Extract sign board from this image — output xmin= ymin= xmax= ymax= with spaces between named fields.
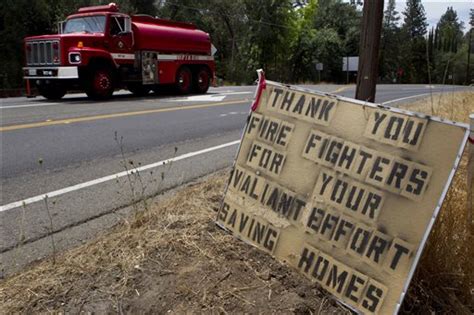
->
xmin=217 ymin=80 xmax=469 ymax=314
xmin=315 ymin=63 xmax=324 ymax=71
xmin=343 ymin=56 xmax=359 ymax=72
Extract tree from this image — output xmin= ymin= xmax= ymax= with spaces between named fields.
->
xmin=289 ymin=0 xmax=319 ymax=81
xmin=436 ymin=6 xmax=464 ymax=53
xmin=0 ymin=0 xmax=55 ymax=90
xmin=400 ymin=0 xmax=428 ymax=83
xmin=380 ymin=0 xmax=401 ymax=82
xmin=402 ymin=0 xmax=427 ymax=38
xmin=312 ymin=28 xmax=344 ymax=82
xmin=312 ymin=0 xmax=360 ymax=82
xmin=383 ymin=0 xmax=400 ymax=31
xmin=466 ymin=8 xmax=473 ymax=84
xmin=313 ymin=0 xmax=360 ymax=55
xmin=432 ymin=7 xmax=467 ymax=84
xmin=241 ymin=0 xmax=295 ymax=82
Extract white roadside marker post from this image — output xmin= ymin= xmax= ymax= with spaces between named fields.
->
xmin=469 ymin=114 xmax=474 ymax=299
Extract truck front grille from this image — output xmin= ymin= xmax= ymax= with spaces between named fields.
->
xmin=26 ymin=40 xmax=60 ymax=66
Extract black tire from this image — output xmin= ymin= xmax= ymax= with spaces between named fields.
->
xmin=128 ymin=83 xmax=150 ymax=96
xmin=193 ymin=67 xmax=211 ymax=94
xmin=175 ymin=66 xmax=193 ymax=94
xmin=85 ymin=66 xmax=115 ymax=100
xmin=152 ymin=86 xmax=162 ymax=95
xmin=38 ymin=84 xmax=66 ymax=100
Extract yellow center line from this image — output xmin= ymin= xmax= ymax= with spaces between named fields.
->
xmin=0 ymin=99 xmax=250 ymax=132
xmin=331 ymin=85 xmax=352 ymax=94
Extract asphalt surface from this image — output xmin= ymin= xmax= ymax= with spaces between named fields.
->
xmin=0 ymin=83 xmax=470 ymax=275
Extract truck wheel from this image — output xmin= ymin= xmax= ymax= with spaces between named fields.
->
xmin=128 ymin=83 xmax=150 ymax=96
xmin=175 ymin=67 xmax=192 ymax=94
xmin=193 ymin=68 xmax=211 ymax=94
xmin=38 ymin=85 xmax=66 ymax=100
xmin=86 ymin=67 xmax=115 ymax=100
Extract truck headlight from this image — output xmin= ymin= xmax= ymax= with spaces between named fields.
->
xmin=69 ymin=53 xmax=81 ymax=64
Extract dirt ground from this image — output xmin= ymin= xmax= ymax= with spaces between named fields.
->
xmin=0 ymin=172 xmax=348 ymax=314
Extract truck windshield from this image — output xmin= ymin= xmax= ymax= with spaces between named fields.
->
xmin=63 ymin=16 xmax=106 ymax=34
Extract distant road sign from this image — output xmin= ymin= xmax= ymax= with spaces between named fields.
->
xmin=343 ymin=56 xmax=359 ymax=71
xmin=315 ymin=63 xmax=323 ymax=71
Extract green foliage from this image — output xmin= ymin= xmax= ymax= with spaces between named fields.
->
xmin=380 ymin=0 xmax=402 ymax=82
xmin=430 ymin=6 xmax=468 ymax=84
xmin=290 ymin=0 xmax=358 ymax=83
xmin=402 ymin=0 xmax=428 ymax=38
xmin=241 ymin=0 xmax=296 ymax=82
xmin=0 ymin=0 xmax=53 ymax=89
xmin=0 ymin=0 xmax=472 ymax=90
xmin=436 ymin=7 xmax=464 ymax=53
xmin=399 ymin=0 xmax=429 ymax=83
xmin=380 ymin=1 xmax=471 ymax=85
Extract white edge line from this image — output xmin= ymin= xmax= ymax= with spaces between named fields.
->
xmin=0 ymin=102 xmax=60 ymax=109
xmin=219 ymin=92 xmax=253 ymax=95
xmin=1 ymin=92 xmax=253 ymax=109
xmin=381 ymin=93 xmax=430 ymax=105
xmin=0 ymin=140 xmax=241 ymax=213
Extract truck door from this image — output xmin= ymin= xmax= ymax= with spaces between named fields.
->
xmin=108 ymin=15 xmax=134 ymax=62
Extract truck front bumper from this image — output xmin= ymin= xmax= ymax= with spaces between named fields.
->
xmin=23 ymin=66 xmax=79 ymax=79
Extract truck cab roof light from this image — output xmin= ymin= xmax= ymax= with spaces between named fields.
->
xmin=78 ymin=3 xmax=118 ymax=13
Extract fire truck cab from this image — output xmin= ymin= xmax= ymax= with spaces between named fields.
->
xmin=23 ymin=3 xmax=216 ymax=100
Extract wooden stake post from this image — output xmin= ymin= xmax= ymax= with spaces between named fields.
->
xmin=469 ymin=114 xmax=474 ymax=235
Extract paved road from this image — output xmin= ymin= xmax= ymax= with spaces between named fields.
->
xmin=0 ymin=83 xmax=470 ymax=275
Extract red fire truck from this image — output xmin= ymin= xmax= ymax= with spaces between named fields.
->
xmin=23 ymin=3 xmax=216 ymax=100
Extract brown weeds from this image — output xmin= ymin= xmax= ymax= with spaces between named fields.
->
xmin=0 ymin=173 xmax=344 ymax=314
xmin=0 ymin=176 xmax=226 ymax=313
xmin=400 ymin=90 xmax=474 ymax=314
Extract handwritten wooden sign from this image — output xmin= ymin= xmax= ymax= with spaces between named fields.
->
xmin=217 ymin=81 xmax=469 ymax=314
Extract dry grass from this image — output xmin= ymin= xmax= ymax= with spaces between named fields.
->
xmin=399 ymin=90 xmax=474 ymax=314
xmin=0 ymin=172 xmax=345 ymax=314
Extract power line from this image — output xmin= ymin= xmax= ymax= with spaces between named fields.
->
xmin=162 ymin=1 xmax=295 ymax=30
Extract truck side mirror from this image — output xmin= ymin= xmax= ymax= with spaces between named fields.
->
xmin=57 ymin=21 xmax=65 ymax=34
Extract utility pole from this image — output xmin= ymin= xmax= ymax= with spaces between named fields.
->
xmin=355 ymin=0 xmax=384 ymax=102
